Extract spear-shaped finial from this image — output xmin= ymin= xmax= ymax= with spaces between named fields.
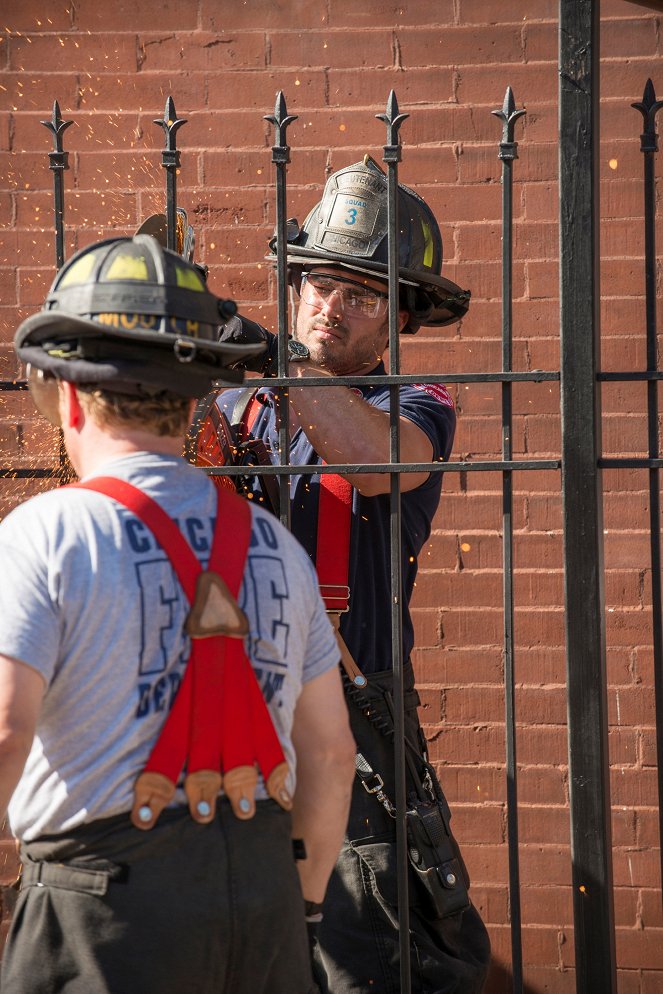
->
xmin=376 ymin=90 xmax=409 ymax=163
xmin=153 ymin=95 xmax=188 ymax=151
xmin=632 ymin=78 xmax=663 ymax=154
xmin=153 ymin=97 xmax=188 ymax=251
xmin=264 ymin=91 xmax=298 ymax=165
xmin=40 ymin=100 xmax=74 ymax=270
xmin=492 ymin=86 xmax=526 ymax=162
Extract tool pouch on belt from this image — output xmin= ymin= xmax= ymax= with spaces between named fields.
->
xmin=344 ymin=663 xmax=470 ymax=921
xmin=405 ymin=771 xmax=470 ymax=920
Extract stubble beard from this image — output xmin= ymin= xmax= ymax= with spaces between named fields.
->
xmin=297 ymin=315 xmax=385 ymax=377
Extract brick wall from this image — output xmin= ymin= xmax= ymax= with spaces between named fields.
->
xmin=1 ymin=0 xmax=662 ymax=989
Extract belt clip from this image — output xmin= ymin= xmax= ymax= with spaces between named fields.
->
xmin=361 ymin=771 xmax=385 ymax=795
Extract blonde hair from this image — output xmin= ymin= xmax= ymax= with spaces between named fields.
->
xmin=77 ymin=386 xmax=192 ymax=437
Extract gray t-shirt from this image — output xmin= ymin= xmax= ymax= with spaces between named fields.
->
xmin=0 ymin=452 xmax=339 ymax=841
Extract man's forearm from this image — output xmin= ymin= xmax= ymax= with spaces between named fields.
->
xmin=291 ymin=753 xmax=354 ymax=903
xmin=290 ymin=366 xmax=433 ymax=495
xmin=0 ymin=736 xmax=33 ymax=823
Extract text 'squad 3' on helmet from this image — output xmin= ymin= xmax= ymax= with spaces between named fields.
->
xmin=14 ymin=235 xmax=266 ymax=398
xmin=273 ymin=155 xmax=471 ymax=333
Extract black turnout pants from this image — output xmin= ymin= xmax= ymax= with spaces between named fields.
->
xmin=313 ymin=664 xmax=491 ymax=994
xmin=2 ymin=800 xmax=313 ymax=994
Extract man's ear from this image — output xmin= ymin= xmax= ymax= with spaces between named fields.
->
xmin=58 ymin=381 xmax=83 ymax=430
xmin=398 ymin=310 xmax=409 ymax=333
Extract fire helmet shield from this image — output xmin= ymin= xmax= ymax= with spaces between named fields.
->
xmin=277 ymin=156 xmax=471 ymax=332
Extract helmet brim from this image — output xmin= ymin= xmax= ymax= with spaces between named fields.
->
xmin=277 ymin=247 xmax=471 ymax=326
xmin=15 ymin=311 xmax=266 ymax=396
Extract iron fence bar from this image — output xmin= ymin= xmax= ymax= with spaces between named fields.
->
xmin=0 ymin=459 xmax=563 ymax=481
xmin=153 ymin=97 xmax=187 ymax=252
xmin=377 ymin=90 xmax=412 ymax=994
xmin=632 ymin=79 xmax=663 ymax=912
xmin=559 ymin=2 xmax=617 ymax=991
xmin=1 ymin=370 xmax=562 ymax=393
xmin=493 ymin=84 xmax=526 ymax=994
xmin=40 ymin=100 xmax=72 ymax=271
xmin=600 ymin=458 xmax=663 ymax=469
xmin=248 ymin=371 xmax=560 ymax=387
xmin=0 ymin=470 xmax=67 ymax=480
xmin=265 ymin=91 xmax=298 ymax=530
xmin=599 ymin=371 xmax=663 ymax=381
xmin=40 ymin=100 xmax=73 ymax=477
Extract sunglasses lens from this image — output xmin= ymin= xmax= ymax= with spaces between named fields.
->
xmin=27 ymin=365 xmax=61 ymax=426
xmin=302 ymin=274 xmax=385 ymax=318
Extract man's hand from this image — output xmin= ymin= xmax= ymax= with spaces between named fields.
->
xmin=217 ymin=316 xmax=278 ymax=375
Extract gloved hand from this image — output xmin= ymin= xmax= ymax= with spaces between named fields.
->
xmin=218 ymin=315 xmax=278 ymax=375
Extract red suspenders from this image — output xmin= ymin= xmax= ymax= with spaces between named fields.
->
xmin=71 ymin=477 xmax=290 ymax=829
xmin=244 ymin=391 xmax=367 ymax=686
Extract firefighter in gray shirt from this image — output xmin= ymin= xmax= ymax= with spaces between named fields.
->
xmin=0 ymin=235 xmax=355 ymax=994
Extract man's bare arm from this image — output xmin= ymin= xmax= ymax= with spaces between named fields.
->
xmin=289 ymin=365 xmax=434 ymax=496
xmin=290 ymin=665 xmax=356 ymax=903
xmin=0 ymin=655 xmax=44 ymax=822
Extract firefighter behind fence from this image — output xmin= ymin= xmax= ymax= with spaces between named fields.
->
xmin=214 ymin=156 xmax=492 ymax=993
xmin=0 ymin=235 xmax=355 ymax=994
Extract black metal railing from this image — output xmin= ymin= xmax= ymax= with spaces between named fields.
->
xmin=1 ymin=5 xmax=661 ymax=989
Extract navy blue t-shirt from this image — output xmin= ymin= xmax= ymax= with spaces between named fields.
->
xmin=220 ymin=362 xmax=455 ymax=675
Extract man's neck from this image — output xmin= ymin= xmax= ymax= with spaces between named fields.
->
xmin=67 ymin=427 xmax=184 ymax=479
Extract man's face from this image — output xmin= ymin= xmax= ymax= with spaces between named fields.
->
xmin=294 ymin=265 xmax=403 ymax=376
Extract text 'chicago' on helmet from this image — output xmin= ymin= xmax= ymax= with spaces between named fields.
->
xmin=268 ymin=155 xmax=471 ymax=334
xmin=14 ymin=234 xmax=266 ymax=399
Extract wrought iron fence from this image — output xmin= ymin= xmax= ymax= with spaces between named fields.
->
xmin=0 ymin=2 xmax=661 ymax=991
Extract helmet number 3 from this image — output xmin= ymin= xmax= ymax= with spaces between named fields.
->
xmin=328 ymin=193 xmax=377 ymax=237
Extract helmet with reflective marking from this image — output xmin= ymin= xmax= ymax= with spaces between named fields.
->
xmin=15 ymin=235 xmax=264 ymax=397
xmin=270 ymin=155 xmax=470 ymax=333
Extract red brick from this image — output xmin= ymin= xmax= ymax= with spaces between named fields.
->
xmin=468 ymin=884 xmax=509 ymax=925
xmin=3 ymin=9 xmax=73 ymax=31
xmin=77 ymin=1 xmax=198 ymax=31
xmin=458 ymin=63 xmax=557 ymax=106
xmin=617 ymin=927 xmax=663 ymax=970
xmin=521 ymin=885 xmax=574 ymax=927
xmin=519 ymin=844 xmax=573 ymax=886
xmin=268 ymin=29 xmax=394 ymax=70
xmin=328 ymin=68 xmax=456 ymax=109
xmin=0 ymin=73 xmax=79 ymax=111
xmin=412 ymin=646 xmax=504 ymax=686
xmin=439 ymin=764 xmax=507 ymax=807
xmin=137 ymin=32 xmax=265 ymax=72
xmin=401 ymin=25 xmax=524 ymax=67
xmin=643 ymin=969 xmax=663 ymax=993
xmin=202 ymin=147 xmax=328 ymax=190
xmin=8 ymin=34 xmax=138 ymax=73
xmin=602 ymin=17 xmax=659 ymax=58
xmin=611 ymin=767 xmax=659 ymax=808
xmin=75 ymin=73 xmax=205 ymax=114
xmin=329 ymin=0 xmax=456 ymax=28
xmin=519 ymin=804 xmax=571 ymax=845
xmin=641 ymin=888 xmax=663 ymax=929
xmin=458 ymin=0 xmax=557 ymax=23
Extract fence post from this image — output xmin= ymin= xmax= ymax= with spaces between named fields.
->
xmin=559 ymin=1 xmax=617 ymax=991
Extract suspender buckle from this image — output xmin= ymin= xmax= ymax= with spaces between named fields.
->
xmin=320 ymin=584 xmax=350 ymax=613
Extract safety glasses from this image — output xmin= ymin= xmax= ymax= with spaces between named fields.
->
xmin=300 ymin=271 xmax=389 ymax=319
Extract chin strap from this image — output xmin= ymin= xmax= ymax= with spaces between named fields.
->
xmin=70 ymin=477 xmax=291 ymax=829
